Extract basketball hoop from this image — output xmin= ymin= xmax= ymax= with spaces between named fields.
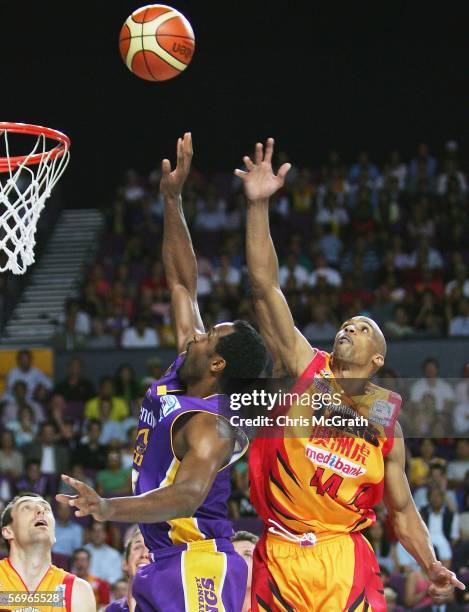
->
xmin=0 ymin=122 xmax=70 ymax=274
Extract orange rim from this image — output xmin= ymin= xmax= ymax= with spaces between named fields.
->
xmin=0 ymin=122 xmax=70 ymax=172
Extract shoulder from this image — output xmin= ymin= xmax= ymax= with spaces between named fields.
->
xmin=71 ymin=577 xmax=95 ymax=610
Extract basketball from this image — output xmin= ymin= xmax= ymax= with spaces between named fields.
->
xmin=119 ymin=4 xmax=195 ymax=81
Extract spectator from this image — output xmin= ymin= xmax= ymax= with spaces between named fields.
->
xmin=85 ymin=377 xmax=129 ymax=422
xmin=1 ymin=380 xmax=45 ymax=426
xmin=410 ymin=358 xmax=455 ymax=414
xmin=409 ymin=438 xmax=439 ymax=488
xmin=54 ymin=357 xmax=95 ymax=402
xmin=453 ymin=364 xmax=469 ymax=434
xmin=4 ymin=349 xmax=52 ymax=402
xmin=121 ymin=317 xmax=160 ymax=348
xmin=6 ymin=405 xmax=38 ymax=448
xmin=84 ymin=521 xmax=123 ymax=585
xmin=98 ymin=400 xmax=128 ymax=446
xmin=384 ymin=305 xmax=415 ymax=338
xmin=57 ymin=463 xmax=95 ymax=497
xmin=85 ymin=317 xmax=116 ymax=349
xmin=22 ymin=421 xmax=70 ymax=478
xmin=139 ymin=356 xmax=164 ymax=390
xmin=303 ymin=304 xmax=337 ymax=342
xmin=0 ymin=429 xmax=24 ymax=479
xmin=74 ymin=420 xmax=108 ymax=471
xmin=71 ymin=547 xmax=111 ymax=608
xmin=309 ymin=254 xmax=342 ymax=288
xmin=231 ymin=531 xmax=259 ymax=612
xmin=96 ymin=450 xmax=132 ymax=497
xmin=53 ymin=502 xmax=83 ymax=557
xmin=449 ymin=298 xmax=469 ymax=336
xmin=447 ymin=440 xmax=469 ymax=487
xmin=364 ymin=519 xmax=394 ymax=573
xmin=383 ymin=587 xmax=403 ymax=612
xmin=413 ymin=462 xmax=458 ymax=513
xmin=15 ymin=460 xmax=47 ymax=496
xmin=408 ymin=143 xmax=437 ymax=181
xmin=404 ymin=567 xmax=433 ymax=610
xmin=446 ymin=264 xmax=469 ymax=299
xmin=279 ymin=254 xmax=309 ymax=289
xmin=114 ymin=364 xmax=139 ymax=408
xmin=420 ymin=486 xmax=460 ymax=567
xmin=212 ymin=254 xmax=242 ymax=287
xmin=110 ymin=578 xmax=129 ymax=603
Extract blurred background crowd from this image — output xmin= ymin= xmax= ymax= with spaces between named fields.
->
xmin=1 ymin=138 xmax=468 ymax=610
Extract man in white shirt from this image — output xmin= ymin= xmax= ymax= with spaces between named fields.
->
xmin=121 ymin=317 xmax=160 ymax=348
xmin=309 ymin=254 xmax=342 ymax=288
xmin=53 ymin=501 xmax=83 ymax=556
xmin=410 ymin=358 xmax=455 ymax=414
xmin=449 ymin=299 xmax=469 ymax=337
xmin=4 ymin=349 xmax=52 ymax=402
xmin=278 ymin=254 xmax=309 ymax=288
xmin=84 ymin=521 xmax=122 ymax=585
xmin=447 ymin=440 xmax=469 ymax=486
xmin=413 ymin=463 xmax=458 ymax=513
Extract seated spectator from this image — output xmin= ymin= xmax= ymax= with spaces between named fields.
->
xmin=231 ymin=531 xmax=259 ymax=612
xmin=1 ymin=380 xmax=44 ymax=426
xmin=71 ymin=547 xmax=111 ymax=608
xmin=279 ymin=254 xmax=309 ymax=289
xmin=85 ymin=377 xmax=129 ymax=422
xmin=53 ymin=502 xmax=84 ymax=557
xmin=22 ymin=421 xmax=70 ymax=478
xmin=54 ymin=357 xmax=95 ymax=402
xmin=459 ymin=491 xmax=469 ymax=541
xmin=0 ymin=429 xmax=24 ymax=479
xmin=74 ymin=420 xmax=108 ymax=470
xmin=421 ymin=485 xmax=460 ymax=568
xmin=121 ymin=317 xmax=160 ymax=348
xmin=6 ymin=405 xmax=38 ymax=447
xmin=303 ymin=304 xmax=337 ymax=342
xmin=114 ymin=364 xmax=140 ymax=409
xmin=410 ymin=358 xmax=455 ymax=414
xmin=48 ymin=393 xmax=79 ymax=446
xmin=315 ymin=225 xmax=343 ymax=265
xmin=110 ymin=578 xmax=129 ymax=603
xmin=364 ymin=519 xmax=394 ymax=573
xmin=121 ymin=426 xmax=138 ymax=470
xmin=309 ymin=254 xmax=342 ymax=288
xmin=84 ymin=521 xmax=123 ymax=585
xmin=212 ymin=254 xmax=242 ymax=287
xmin=413 ymin=462 xmax=458 ymax=512
xmin=57 ymin=463 xmax=95 ymax=497
xmin=85 ymin=317 xmax=116 ymax=349
xmin=449 ymin=298 xmax=469 ymax=336
xmin=139 ymin=356 xmax=164 ymax=390
xmin=404 ymin=567 xmax=433 ymax=610
xmin=409 ymin=438 xmax=440 ymax=488
xmin=448 ymin=440 xmax=469 ymax=487
xmin=15 ymin=460 xmax=47 ymax=496
xmin=3 ymin=349 xmax=52 ymax=402
xmin=316 ymin=192 xmax=349 ymax=227
xmin=408 ymin=143 xmax=437 ymax=181
xmin=348 ymin=150 xmax=380 ymax=184
xmin=194 ymin=188 xmax=227 ymax=231
xmin=229 ymin=458 xmax=257 ymax=519
xmin=59 ymin=298 xmax=91 ymax=336
xmin=445 ymin=264 xmax=469 ymax=299
xmin=96 ymin=450 xmax=132 ymax=497
xmin=384 ymin=305 xmax=415 ymax=338
xmin=408 ymin=237 xmax=444 ymax=270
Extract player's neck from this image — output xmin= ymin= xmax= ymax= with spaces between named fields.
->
xmin=330 ymin=358 xmax=370 ymax=395
xmin=186 ymin=379 xmax=219 ymax=398
xmin=9 ymin=545 xmax=51 ymax=590
xmin=127 ymin=582 xmax=136 ymax=612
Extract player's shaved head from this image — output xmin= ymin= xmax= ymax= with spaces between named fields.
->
xmin=349 ymin=316 xmax=387 ymax=358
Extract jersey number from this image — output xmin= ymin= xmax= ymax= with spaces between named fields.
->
xmin=310 ymin=467 xmax=343 ymax=499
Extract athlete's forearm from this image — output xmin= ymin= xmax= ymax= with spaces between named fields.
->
xmin=103 ymin=481 xmax=200 ymax=524
xmin=163 ymin=194 xmax=198 ymax=298
xmin=391 ymin=506 xmax=437 ymax=575
xmin=246 ymin=198 xmax=280 ymax=293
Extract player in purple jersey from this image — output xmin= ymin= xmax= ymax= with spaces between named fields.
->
xmin=105 ymin=528 xmax=150 ymax=612
xmin=57 ymin=133 xmax=268 ymax=611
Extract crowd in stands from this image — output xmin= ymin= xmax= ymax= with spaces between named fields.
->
xmin=0 ymin=349 xmax=468 ymax=608
xmin=51 ymin=140 xmax=469 ymax=351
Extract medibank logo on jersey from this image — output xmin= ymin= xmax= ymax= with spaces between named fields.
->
xmin=306 ymin=444 xmax=366 ymax=477
xmin=195 ymin=577 xmax=219 ymax=611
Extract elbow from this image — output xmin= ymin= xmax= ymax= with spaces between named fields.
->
xmin=176 ymin=484 xmax=205 ymax=518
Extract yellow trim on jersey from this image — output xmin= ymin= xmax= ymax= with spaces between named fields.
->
xmin=182 ymin=541 xmax=227 ymax=612
xmin=168 ymin=517 xmax=205 ymax=545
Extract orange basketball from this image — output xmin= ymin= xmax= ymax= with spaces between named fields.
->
xmin=119 ymin=4 xmax=195 ymax=81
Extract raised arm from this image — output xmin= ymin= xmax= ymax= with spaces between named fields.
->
xmin=56 ymin=412 xmax=235 ymax=523
xmin=236 ymin=138 xmax=314 ymax=377
xmin=383 ymin=423 xmax=465 ymax=603
xmin=161 ymin=132 xmax=204 ymax=352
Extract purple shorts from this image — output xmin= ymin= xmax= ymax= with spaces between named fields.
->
xmin=133 ymin=538 xmax=247 ymax=612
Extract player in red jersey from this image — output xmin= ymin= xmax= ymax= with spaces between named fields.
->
xmin=235 ymin=138 xmax=466 ymax=611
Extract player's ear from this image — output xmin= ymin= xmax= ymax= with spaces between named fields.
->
xmin=372 ymin=353 xmax=384 ymax=369
xmin=122 ymin=558 xmax=129 ymax=575
xmin=210 ymin=356 xmax=226 ymax=374
xmin=1 ymin=525 xmax=13 ymax=544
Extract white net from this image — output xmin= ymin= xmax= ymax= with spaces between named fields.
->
xmin=0 ymin=127 xmax=70 ymax=274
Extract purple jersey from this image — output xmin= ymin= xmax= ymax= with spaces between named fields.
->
xmin=132 ymin=354 xmax=248 ymax=553
xmin=105 ymin=598 xmax=129 ymax=612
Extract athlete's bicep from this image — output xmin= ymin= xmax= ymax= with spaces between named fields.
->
xmin=254 ymin=288 xmax=314 ymax=376
xmin=172 ymin=412 xmax=235 ymax=507
xmin=383 ymin=423 xmax=414 ymax=514
xmin=71 ymin=577 xmax=96 ymax=612
xmin=170 ymin=284 xmax=205 ymax=353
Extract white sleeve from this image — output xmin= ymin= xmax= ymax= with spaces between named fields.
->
xmin=450 ymin=513 xmax=460 ymax=540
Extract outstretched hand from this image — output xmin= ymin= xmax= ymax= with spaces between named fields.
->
xmin=427 ymin=561 xmax=465 ymax=603
xmin=234 ymin=138 xmax=291 ymax=202
xmin=56 ymin=474 xmax=110 ymax=522
xmin=160 ymin=132 xmax=193 ymax=199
